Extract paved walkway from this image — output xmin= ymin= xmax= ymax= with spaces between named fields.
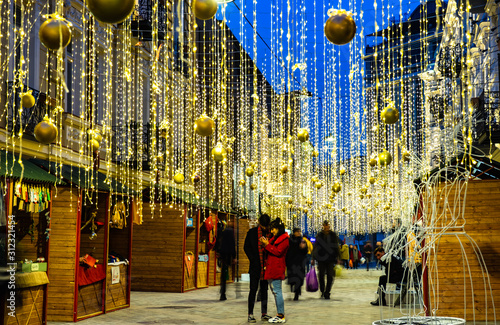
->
xmin=49 ymin=269 xmax=472 ymax=325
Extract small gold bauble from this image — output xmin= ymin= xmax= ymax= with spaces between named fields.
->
xmin=381 ymin=106 xmax=399 ymax=124
xmin=306 ymin=199 xmax=313 ymax=206
xmin=249 ymin=162 xmax=256 ymax=168
xmin=262 ymin=172 xmax=268 ymax=179
xmin=250 ymin=183 xmax=257 ymax=190
xmin=287 ymin=198 xmax=293 ymax=204
xmin=194 ymin=114 xmax=215 ymax=136
xmin=402 ymin=151 xmax=411 ymax=162
xmin=39 ymin=15 xmax=72 ymax=50
xmin=174 ymin=173 xmax=185 ymax=184
xmin=366 ymin=194 xmax=372 ymax=199
xmin=369 ymin=158 xmax=377 ymax=167
xmin=324 ymin=10 xmax=356 ymax=45
xmin=280 ymin=164 xmax=288 ymax=174
xmin=332 ymin=181 xmax=342 ymax=193
xmin=297 ymin=128 xmax=309 ymax=142
xmin=239 ymin=179 xmax=246 ymax=186
xmin=246 ymin=166 xmax=255 ymax=177
xmin=34 ymin=116 xmax=58 ymax=144
xmin=89 ymin=138 xmax=100 ymax=152
xmin=87 ymin=0 xmax=136 ymax=24
xmin=360 ymin=187 xmax=367 ymax=194
xmin=211 ymin=144 xmax=227 ymax=162
xmin=304 ymin=208 xmax=309 ymax=214
xmin=312 ymin=149 xmax=319 ymax=157
xmin=369 ymin=177 xmax=376 ymax=184
xmin=311 ymin=176 xmax=319 ymax=183
xmin=359 ymin=194 xmax=365 ymax=199
xmin=21 ymin=91 xmax=35 ymax=108
xmin=339 ymin=166 xmax=346 ymax=175
xmin=378 ymin=150 xmax=393 ymax=166
xmin=315 ymin=181 xmax=323 ymax=189
xmin=226 ymin=146 xmax=233 ymax=154
xmin=192 ymin=0 xmax=218 ymax=20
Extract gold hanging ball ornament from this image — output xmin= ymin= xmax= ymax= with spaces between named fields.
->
xmin=226 ymin=146 xmax=233 ymax=155
xmin=250 ymin=161 xmax=256 ymax=168
xmin=378 ymin=150 xmax=393 ymax=166
xmin=262 ymin=172 xmax=268 ymax=179
xmin=86 ymin=0 xmax=135 ymax=24
xmin=39 ymin=14 xmax=72 ymax=51
xmin=89 ymin=138 xmax=100 ymax=152
xmin=311 ymin=175 xmax=319 ymax=183
xmin=250 ymin=184 xmax=257 ymax=190
xmin=21 ymin=91 xmax=35 ymax=108
xmin=246 ymin=166 xmax=255 ymax=177
xmin=360 ymin=187 xmax=368 ymax=195
xmin=312 ymin=149 xmax=319 ymax=157
xmin=369 ymin=177 xmax=376 ymax=184
xmin=287 ymin=198 xmax=293 ymax=204
xmin=239 ymin=179 xmax=246 ymax=186
xmin=192 ymin=0 xmax=218 ymax=20
xmin=381 ymin=105 xmax=400 ymax=124
xmin=340 ymin=166 xmax=346 ymax=175
xmin=402 ymin=151 xmax=411 ymax=162
xmin=315 ymin=181 xmax=323 ymax=189
xmin=297 ymin=128 xmax=310 ymax=142
xmin=332 ymin=181 xmax=342 ymax=193
xmin=211 ymin=143 xmax=227 ymax=162
xmin=280 ymin=164 xmax=289 ymax=174
xmin=194 ymin=114 xmax=215 ymax=136
xmin=369 ymin=158 xmax=377 ymax=167
xmin=34 ymin=116 xmax=58 ymax=145
xmin=174 ymin=173 xmax=185 ymax=184
xmin=324 ymin=9 xmax=356 ymax=45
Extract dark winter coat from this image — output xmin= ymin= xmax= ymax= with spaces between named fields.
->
xmin=313 ymin=231 xmax=340 ymax=263
xmin=244 ymin=226 xmax=266 ymax=275
xmin=217 ymin=227 xmax=236 ymax=265
xmin=286 ymin=236 xmax=308 ymax=285
xmin=380 ymin=254 xmax=405 ymax=283
xmin=264 ymin=233 xmax=290 ymax=280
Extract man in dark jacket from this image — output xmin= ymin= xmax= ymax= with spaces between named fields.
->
xmin=312 ymin=220 xmax=340 ymax=299
xmin=216 ymin=220 xmax=236 ymax=301
xmin=371 ymin=246 xmax=405 ymax=306
xmin=244 ymin=214 xmax=272 ymax=323
xmin=286 ymin=228 xmax=308 ymax=300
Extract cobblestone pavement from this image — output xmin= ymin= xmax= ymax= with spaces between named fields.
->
xmin=49 ymin=268 xmax=478 ymax=325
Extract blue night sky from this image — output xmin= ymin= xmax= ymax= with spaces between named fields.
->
xmin=216 ymin=0 xmax=422 ymax=161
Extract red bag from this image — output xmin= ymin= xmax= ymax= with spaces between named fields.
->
xmin=204 ymin=216 xmax=214 ymax=232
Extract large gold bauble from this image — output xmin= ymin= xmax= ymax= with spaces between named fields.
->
xmin=245 ymin=167 xmax=254 ymax=177
xmin=324 ymin=10 xmax=356 ymax=45
xmin=315 ymin=181 xmax=323 ymax=189
xmin=369 ymin=158 xmax=377 ymax=167
xmin=86 ymin=0 xmax=135 ymax=24
xmin=297 ymin=128 xmax=309 ymax=142
xmin=21 ymin=91 xmax=35 ymax=108
xmin=332 ymin=181 xmax=342 ymax=193
xmin=174 ymin=173 xmax=185 ymax=184
xmin=194 ymin=114 xmax=215 ymax=136
xmin=89 ymin=139 xmax=100 ymax=152
xmin=402 ymin=151 xmax=411 ymax=162
xmin=192 ymin=0 xmax=218 ymax=20
xmin=39 ymin=16 xmax=72 ymax=50
xmin=280 ymin=164 xmax=288 ymax=174
xmin=339 ymin=166 xmax=346 ymax=175
xmin=312 ymin=150 xmax=319 ymax=157
xmin=239 ymin=179 xmax=246 ymax=186
xmin=34 ymin=116 xmax=58 ymax=144
xmin=381 ymin=106 xmax=399 ymax=124
xmin=369 ymin=177 xmax=376 ymax=184
xmin=211 ymin=144 xmax=227 ymax=162
xmin=378 ymin=150 xmax=393 ymax=166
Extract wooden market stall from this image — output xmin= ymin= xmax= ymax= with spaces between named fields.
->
xmin=424 ymin=180 xmax=500 ymax=322
xmin=183 ymin=206 xmax=199 ymax=291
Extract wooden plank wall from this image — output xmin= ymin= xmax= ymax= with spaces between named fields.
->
xmin=237 ymin=218 xmax=251 ymax=278
xmin=184 ymin=227 xmax=197 ymax=291
xmin=47 ymin=187 xmax=78 ymax=322
xmin=6 ymin=286 xmax=45 ymax=325
xmin=105 ymin=264 xmax=128 ymax=311
xmin=425 ymin=180 xmax=500 ymax=322
xmin=131 ymin=204 xmax=184 ymax=292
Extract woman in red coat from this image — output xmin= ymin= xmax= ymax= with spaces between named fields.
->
xmin=259 ymin=218 xmax=289 ymax=323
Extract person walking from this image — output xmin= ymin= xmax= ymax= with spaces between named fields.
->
xmin=244 ymin=214 xmax=272 ymax=323
xmin=259 ymin=218 xmax=289 ymax=323
xmin=216 ymin=220 xmax=236 ymax=301
xmin=312 ymin=220 xmax=340 ymax=299
xmin=363 ymin=242 xmax=373 ymax=271
xmin=286 ymin=227 xmax=308 ymax=300
xmin=304 ymin=236 xmax=313 ymax=273
xmin=340 ymin=243 xmax=349 ymax=269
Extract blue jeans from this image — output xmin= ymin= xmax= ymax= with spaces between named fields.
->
xmin=268 ymin=279 xmax=284 ymax=315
